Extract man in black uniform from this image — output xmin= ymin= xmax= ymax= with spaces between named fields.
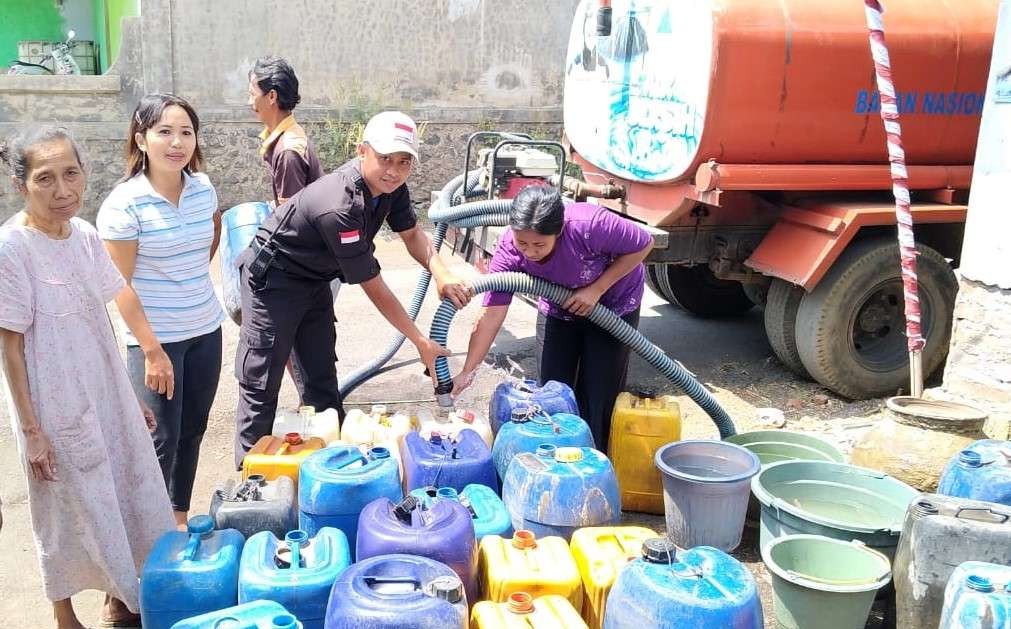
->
xmin=234 ymin=111 xmax=469 ymax=467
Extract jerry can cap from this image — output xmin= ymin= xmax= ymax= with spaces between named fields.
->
xmin=284 ymin=432 xmax=303 ymax=445
xmin=298 ymin=405 xmax=316 ymax=416
xmin=369 ymin=446 xmax=391 ymax=460
xmin=458 ymin=409 xmax=476 ymax=423
xmin=393 ymin=496 xmax=419 ymax=522
xmin=508 ymin=592 xmax=535 ymax=614
xmin=555 ymin=447 xmax=583 ymax=462
xmin=424 ymin=575 xmax=464 ymax=603
xmin=642 ymin=537 xmax=677 ymax=563
xmin=511 ymin=407 xmax=533 ymax=423
xmin=966 ymin=575 xmax=994 ymax=592
xmin=959 ymin=450 xmax=984 ymax=467
xmin=436 ymin=487 xmax=459 ymax=501
xmin=512 ymin=530 xmax=537 ymax=549
xmin=187 ymin=515 xmax=214 ymax=535
xmin=631 ymin=386 xmax=657 ymax=399
xmin=246 ymin=473 xmax=266 ymax=485
xmin=371 ymin=404 xmax=388 ymax=415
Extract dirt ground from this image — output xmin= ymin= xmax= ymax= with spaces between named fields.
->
xmin=0 ymin=230 xmax=899 ymax=628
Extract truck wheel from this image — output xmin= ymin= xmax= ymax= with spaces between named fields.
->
xmin=764 ymin=279 xmax=808 ymax=376
xmin=652 ymin=263 xmax=755 ymax=317
xmin=795 ymin=238 xmax=957 ymax=399
xmin=644 ymin=264 xmax=664 ymax=299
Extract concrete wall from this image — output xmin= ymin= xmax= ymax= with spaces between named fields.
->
xmin=940 ymin=1 xmax=1011 ymax=438
xmin=0 ymin=0 xmax=577 ymax=221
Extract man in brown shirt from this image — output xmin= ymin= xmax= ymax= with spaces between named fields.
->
xmin=248 ymin=56 xmax=324 ymax=205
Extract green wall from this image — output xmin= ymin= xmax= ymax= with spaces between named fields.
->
xmin=103 ymin=0 xmax=139 ymax=69
xmin=0 ymin=0 xmax=65 ymax=67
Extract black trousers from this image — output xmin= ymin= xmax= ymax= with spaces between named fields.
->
xmin=127 ymin=327 xmax=222 ymax=512
xmin=536 ymin=308 xmax=640 ymax=453
xmin=234 ymin=265 xmax=344 ymax=469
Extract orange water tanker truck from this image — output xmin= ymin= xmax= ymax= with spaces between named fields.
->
xmin=558 ymin=0 xmax=999 ymax=399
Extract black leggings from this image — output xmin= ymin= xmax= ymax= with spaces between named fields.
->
xmin=536 ymin=308 xmax=639 ymax=453
xmin=127 ymin=327 xmax=222 ymax=511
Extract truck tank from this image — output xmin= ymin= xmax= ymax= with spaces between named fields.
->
xmin=564 ymin=0 xmax=997 ymax=185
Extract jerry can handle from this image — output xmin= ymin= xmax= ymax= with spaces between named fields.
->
xmin=330 ymin=448 xmax=368 ymax=469
xmin=954 ymin=506 xmax=1010 ymax=524
xmin=363 ymin=575 xmax=422 ymax=593
xmin=285 ymin=530 xmax=308 ymax=570
xmin=211 ymin=618 xmax=255 ymax=629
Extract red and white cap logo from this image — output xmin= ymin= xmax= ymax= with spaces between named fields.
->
xmin=363 ymin=111 xmax=420 ymax=160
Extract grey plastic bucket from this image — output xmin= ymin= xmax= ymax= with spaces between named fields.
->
xmin=654 ymin=439 xmax=761 ymax=551
xmin=751 ymin=461 xmax=918 ymax=561
xmin=762 ymin=534 xmax=892 ymax=629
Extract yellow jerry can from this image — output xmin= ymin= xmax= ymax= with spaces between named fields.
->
xmin=242 ymin=432 xmax=326 ymax=486
xmin=569 ymin=526 xmax=658 ymax=629
xmin=608 ymin=389 xmax=681 ymax=514
xmin=478 ymin=530 xmax=583 ymax=610
xmin=471 ymin=592 xmax=588 ymax=628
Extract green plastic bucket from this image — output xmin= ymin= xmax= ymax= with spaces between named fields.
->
xmin=751 ymin=461 xmax=917 ymax=561
xmin=726 ymin=431 xmax=845 ymax=466
xmin=762 ymin=534 xmax=892 ymax=629
xmin=728 ymin=431 xmax=845 ymax=526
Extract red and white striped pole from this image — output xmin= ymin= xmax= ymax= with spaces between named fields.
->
xmin=863 ymin=0 xmax=926 ymax=396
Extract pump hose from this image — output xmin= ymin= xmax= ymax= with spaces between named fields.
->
xmin=428 ymin=272 xmax=737 ymax=439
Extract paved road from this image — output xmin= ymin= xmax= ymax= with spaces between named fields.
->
xmin=0 ymin=234 xmax=885 ymax=628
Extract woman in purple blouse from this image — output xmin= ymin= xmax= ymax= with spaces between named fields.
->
xmin=453 ymin=185 xmax=652 ymax=450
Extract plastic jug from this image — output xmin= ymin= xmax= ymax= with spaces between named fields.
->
xmin=938 ymin=440 xmax=1011 ymax=507
xmin=489 ymin=379 xmax=578 ymax=434
xmin=324 ymin=554 xmax=468 ymax=628
xmin=355 ymin=495 xmax=479 ymax=603
xmin=243 ymin=432 xmax=326 ymax=486
xmin=340 ymin=405 xmax=416 ymax=470
xmin=140 ymin=515 xmax=245 ymax=629
xmin=893 ymin=494 xmax=1011 ymax=629
xmin=608 ymin=389 xmax=681 ymax=515
xmin=603 ymin=538 xmax=763 ymax=629
xmin=472 ymin=593 xmax=588 ymax=628
xmin=492 ymin=408 xmax=594 ymax=480
xmin=940 ymin=561 xmax=1011 ymax=629
xmin=569 ymin=527 xmax=658 ymax=629
xmin=417 ymin=407 xmax=494 ymax=448
xmin=410 ymin=484 xmax=513 ymax=541
xmin=478 ymin=530 xmax=583 ymax=610
xmin=170 ymin=600 xmax=301 ymax=629
xmin=502 ymin=446 xmax=621 ymax=540
xmin=238 ymin=528 xmax=351 ymax=629
xmin=273 ymin=406 xmax=341 ymax=445
xmin=298 ymin=445 xmax=401 ymax=555
xmin=220 ymin=201 xmax=270 ymax=324
xmin=401 ymin=429 xmax=498 ymax=493
xmin=210 ymin=474 xmax=296 ymax=540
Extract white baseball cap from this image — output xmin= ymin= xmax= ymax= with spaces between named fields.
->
xmin=362 ymin=111 xmax=420 ymax=160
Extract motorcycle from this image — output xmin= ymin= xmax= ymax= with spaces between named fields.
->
xmin=7 ymin=31 xmax=82 ymax=76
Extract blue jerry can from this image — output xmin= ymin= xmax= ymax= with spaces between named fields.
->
xmin=492 ymin=409 xmax=594 ymax=479
xmin=938 ymin=440 xmax=1011 ymax=507
xmin=298 ymin=445 xmax=401 ymax=556
xmin=410 ymin=484 xmax=513 ymax=541
xmin=489 ymin=379 xmax=578 ymax=434
xmin=604 ymin=538 xmax=763 ymax=628
xmin=502 ymin=445 xmax=620 ymax=540
xmin=140 ymin=515 xmax=245 ymax=629
xmin=170 ymin=600 xmax=301 ymax=628
xmin=324 ymin=554 xmax=468 ymax=628
xmin=402 ymin=429 xmax=498 ymax=493
xmin=220 ymin=201 xmax=271 ymax=324
xmin=238 ymin=528 xmax=351 ymax=629
xmin=940 ymin=561 xmax=1011 ymax=629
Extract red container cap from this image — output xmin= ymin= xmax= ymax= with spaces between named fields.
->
xmin=508 ymin=592 xmax=534 ymax=614
xmin=284 ymin=432 xmax=303 ymax=445
xmin=512 ymin=530 xmax=537 ymax=549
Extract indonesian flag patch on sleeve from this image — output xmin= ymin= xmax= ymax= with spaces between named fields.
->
xmin=339 ymin=229 xmax=361 ymax=244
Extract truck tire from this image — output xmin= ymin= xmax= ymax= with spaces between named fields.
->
xmin=795 ymin=238 xmax=957 ymax=399
xmin=764 ymin=279 xmax=808 ymax=376
xmin=644 ymin=264 xmax=664 ymax=299
xmin=651 ymin=263 xmax=755 ymax=317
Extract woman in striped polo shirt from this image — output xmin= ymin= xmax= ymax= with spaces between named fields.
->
xmin=98 ymin=94 xmax=225 ymax=529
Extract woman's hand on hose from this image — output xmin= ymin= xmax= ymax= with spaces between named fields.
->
xmin=24 ymin=427 xmax=57 ymax=482
xmin=562 ymin=284 xmax=605 ymax=317
xmin=414 ymin=337 xmax=452 ymax=385
xmin=144 ymin=345 xmax=175 ymax=400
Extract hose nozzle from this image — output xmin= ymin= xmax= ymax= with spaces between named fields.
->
xmin=596 ymin=1 xmax=613 ymax=36
xmin=435 ymin=381 xmax=454 ymax=409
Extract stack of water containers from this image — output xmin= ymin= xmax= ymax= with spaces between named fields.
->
xmin=141 ymin=379 xmax=778 ymax=628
